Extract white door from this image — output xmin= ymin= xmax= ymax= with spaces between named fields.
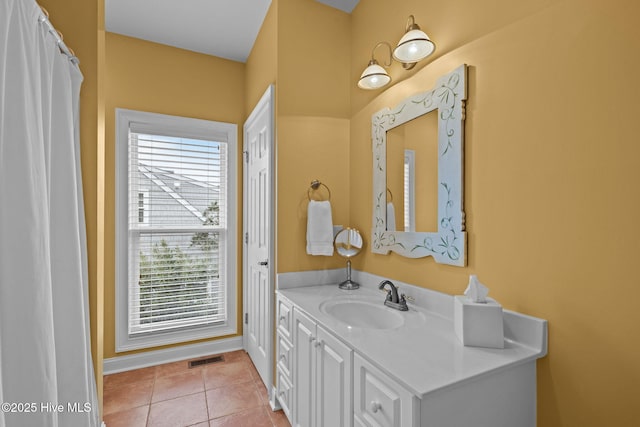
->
xmin=243 ymin=85 xmax=274 ymax=390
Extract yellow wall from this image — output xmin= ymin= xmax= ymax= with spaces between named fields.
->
xmin=245 ymin=0 xmax=278 ymax=115
xmin=103 ymin=33 xmax=246 ymax=358
xmin=275 ymin=0 xmax=352 ymax=272
xmin=277 ymin=0 xmax=351 ymax=118
xmin=276 ymin=115 xmax=351 ymax=273
xmin=350 ymin=0 xmax=640 ymax=425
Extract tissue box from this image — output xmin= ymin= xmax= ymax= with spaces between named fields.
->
xmin=454 ymin=296 xmax=504 ymax=349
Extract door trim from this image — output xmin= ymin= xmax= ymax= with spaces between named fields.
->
xmin=242 ymin=84 xmax=276 ymax=399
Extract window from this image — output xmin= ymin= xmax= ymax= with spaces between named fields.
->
xmin=138 ymin=191 xmax=148 ymax=224
xmin=115 ymin=109 xmax=237 ymax=352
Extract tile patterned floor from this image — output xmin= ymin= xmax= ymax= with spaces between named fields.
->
xmin=103 ymin=350 xmax=291 ymax=427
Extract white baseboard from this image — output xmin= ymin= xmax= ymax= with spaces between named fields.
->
xmin=269 ymin=385 xmax=282 ymax=411
xmin=103 ymin=336 xmax=244 ymax=375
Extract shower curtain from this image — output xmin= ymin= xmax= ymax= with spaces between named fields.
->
xmin=0 ymin=0 xmax=100 ymax=426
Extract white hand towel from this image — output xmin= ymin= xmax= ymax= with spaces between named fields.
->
xmin=306 ymin=200 xmax=334 ymax=256
xmin=386 ymin=202 xmax=396 ymax=231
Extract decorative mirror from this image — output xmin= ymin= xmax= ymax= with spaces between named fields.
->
xmin=371 ymin=64 xmax=467 ymax=266
xmin=334 ymin=227 xmax=363 ymax=289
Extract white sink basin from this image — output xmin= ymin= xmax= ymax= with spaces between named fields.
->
xmin=319 ymin=299 xmax=404 ymax=329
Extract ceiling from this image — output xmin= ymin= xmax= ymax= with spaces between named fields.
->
xmin=105 ymin=0 xmax=359 ymax=63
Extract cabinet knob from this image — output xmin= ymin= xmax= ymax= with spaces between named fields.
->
xmin=370 ymin=401 xmax=382 ymax=413
xmin=314 ymin=340 xmax=323 ymax=348
xmin=309 ymin=336 xmax=316 ymax=343
xmin=279 ymin=315 xmax=286 ymax=321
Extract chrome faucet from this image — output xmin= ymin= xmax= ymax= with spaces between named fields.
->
xmin=378 ymin=280 xmax=408 ymax=311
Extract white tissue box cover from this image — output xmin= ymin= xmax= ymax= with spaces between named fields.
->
xmin=454 ymin=295 xmax=504 ymax=349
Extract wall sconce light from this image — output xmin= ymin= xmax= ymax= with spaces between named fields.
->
xmin=357 ymin=42 xmax=393 ymax=90
xmin=358 ymin=15 xmax=436 ymax=90
xmin=393 ymin=15 xmax=435 ymax=70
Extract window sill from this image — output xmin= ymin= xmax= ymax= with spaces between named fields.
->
xmin=115 ymin=322 xmax=237 ymax=353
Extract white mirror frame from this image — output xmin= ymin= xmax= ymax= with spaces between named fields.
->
xmin=371 ymin=64 xmax=467 ymax=266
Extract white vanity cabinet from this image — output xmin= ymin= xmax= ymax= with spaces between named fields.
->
xmin=276 ymin=284 xmax=547 ymax=427
xmin=292 ymin=308 xmax=353 ymax=427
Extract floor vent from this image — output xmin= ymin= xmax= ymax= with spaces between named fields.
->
xmin=188 ymin=355 xmax=224 ymax=368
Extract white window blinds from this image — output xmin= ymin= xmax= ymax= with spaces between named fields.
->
xmin=404 ymin=149 xmax=415 ymax=232
xmin=127 ymin=129 xmax=228 ymax=336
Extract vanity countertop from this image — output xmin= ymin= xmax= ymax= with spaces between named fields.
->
xmin=278 ymin=283 xmax=547 ymax=399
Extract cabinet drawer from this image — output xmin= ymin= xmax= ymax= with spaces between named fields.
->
xmin=276 ymin=370 xmax=293 ymax=421
xmin=354 ymin=354 xmax=417 ymax=427
xmin=277 ymin=333 xmax=293 ymax=380
xmin=277 ymin=297 xmax=293 ymax=341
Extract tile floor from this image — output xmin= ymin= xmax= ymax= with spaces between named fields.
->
xmin=103 ymin=350 xmax=291 ymax=427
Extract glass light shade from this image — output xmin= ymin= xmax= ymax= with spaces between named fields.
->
xmin=393 ymin=29 xmax=435 ymax=63
xmin=358 ymin=62 xmax=391 ymax=90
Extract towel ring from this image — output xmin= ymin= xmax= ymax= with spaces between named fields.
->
xmin=308 ymin=180 xmax=331 ymax=201
xmin=386 ymin=188 xmax=393 ymax=203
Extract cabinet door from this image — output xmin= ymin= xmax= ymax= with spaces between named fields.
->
xmin=316 ymin=325 xmax=353 ymax=427
xmin=354 ymin=354 xmax=417 ymax=427
xmin=293 ymin=309 xmax=317 ymax=427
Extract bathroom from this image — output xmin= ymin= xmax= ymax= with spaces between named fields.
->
xmin=2 ymin=0 xmax=640 ymax=426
